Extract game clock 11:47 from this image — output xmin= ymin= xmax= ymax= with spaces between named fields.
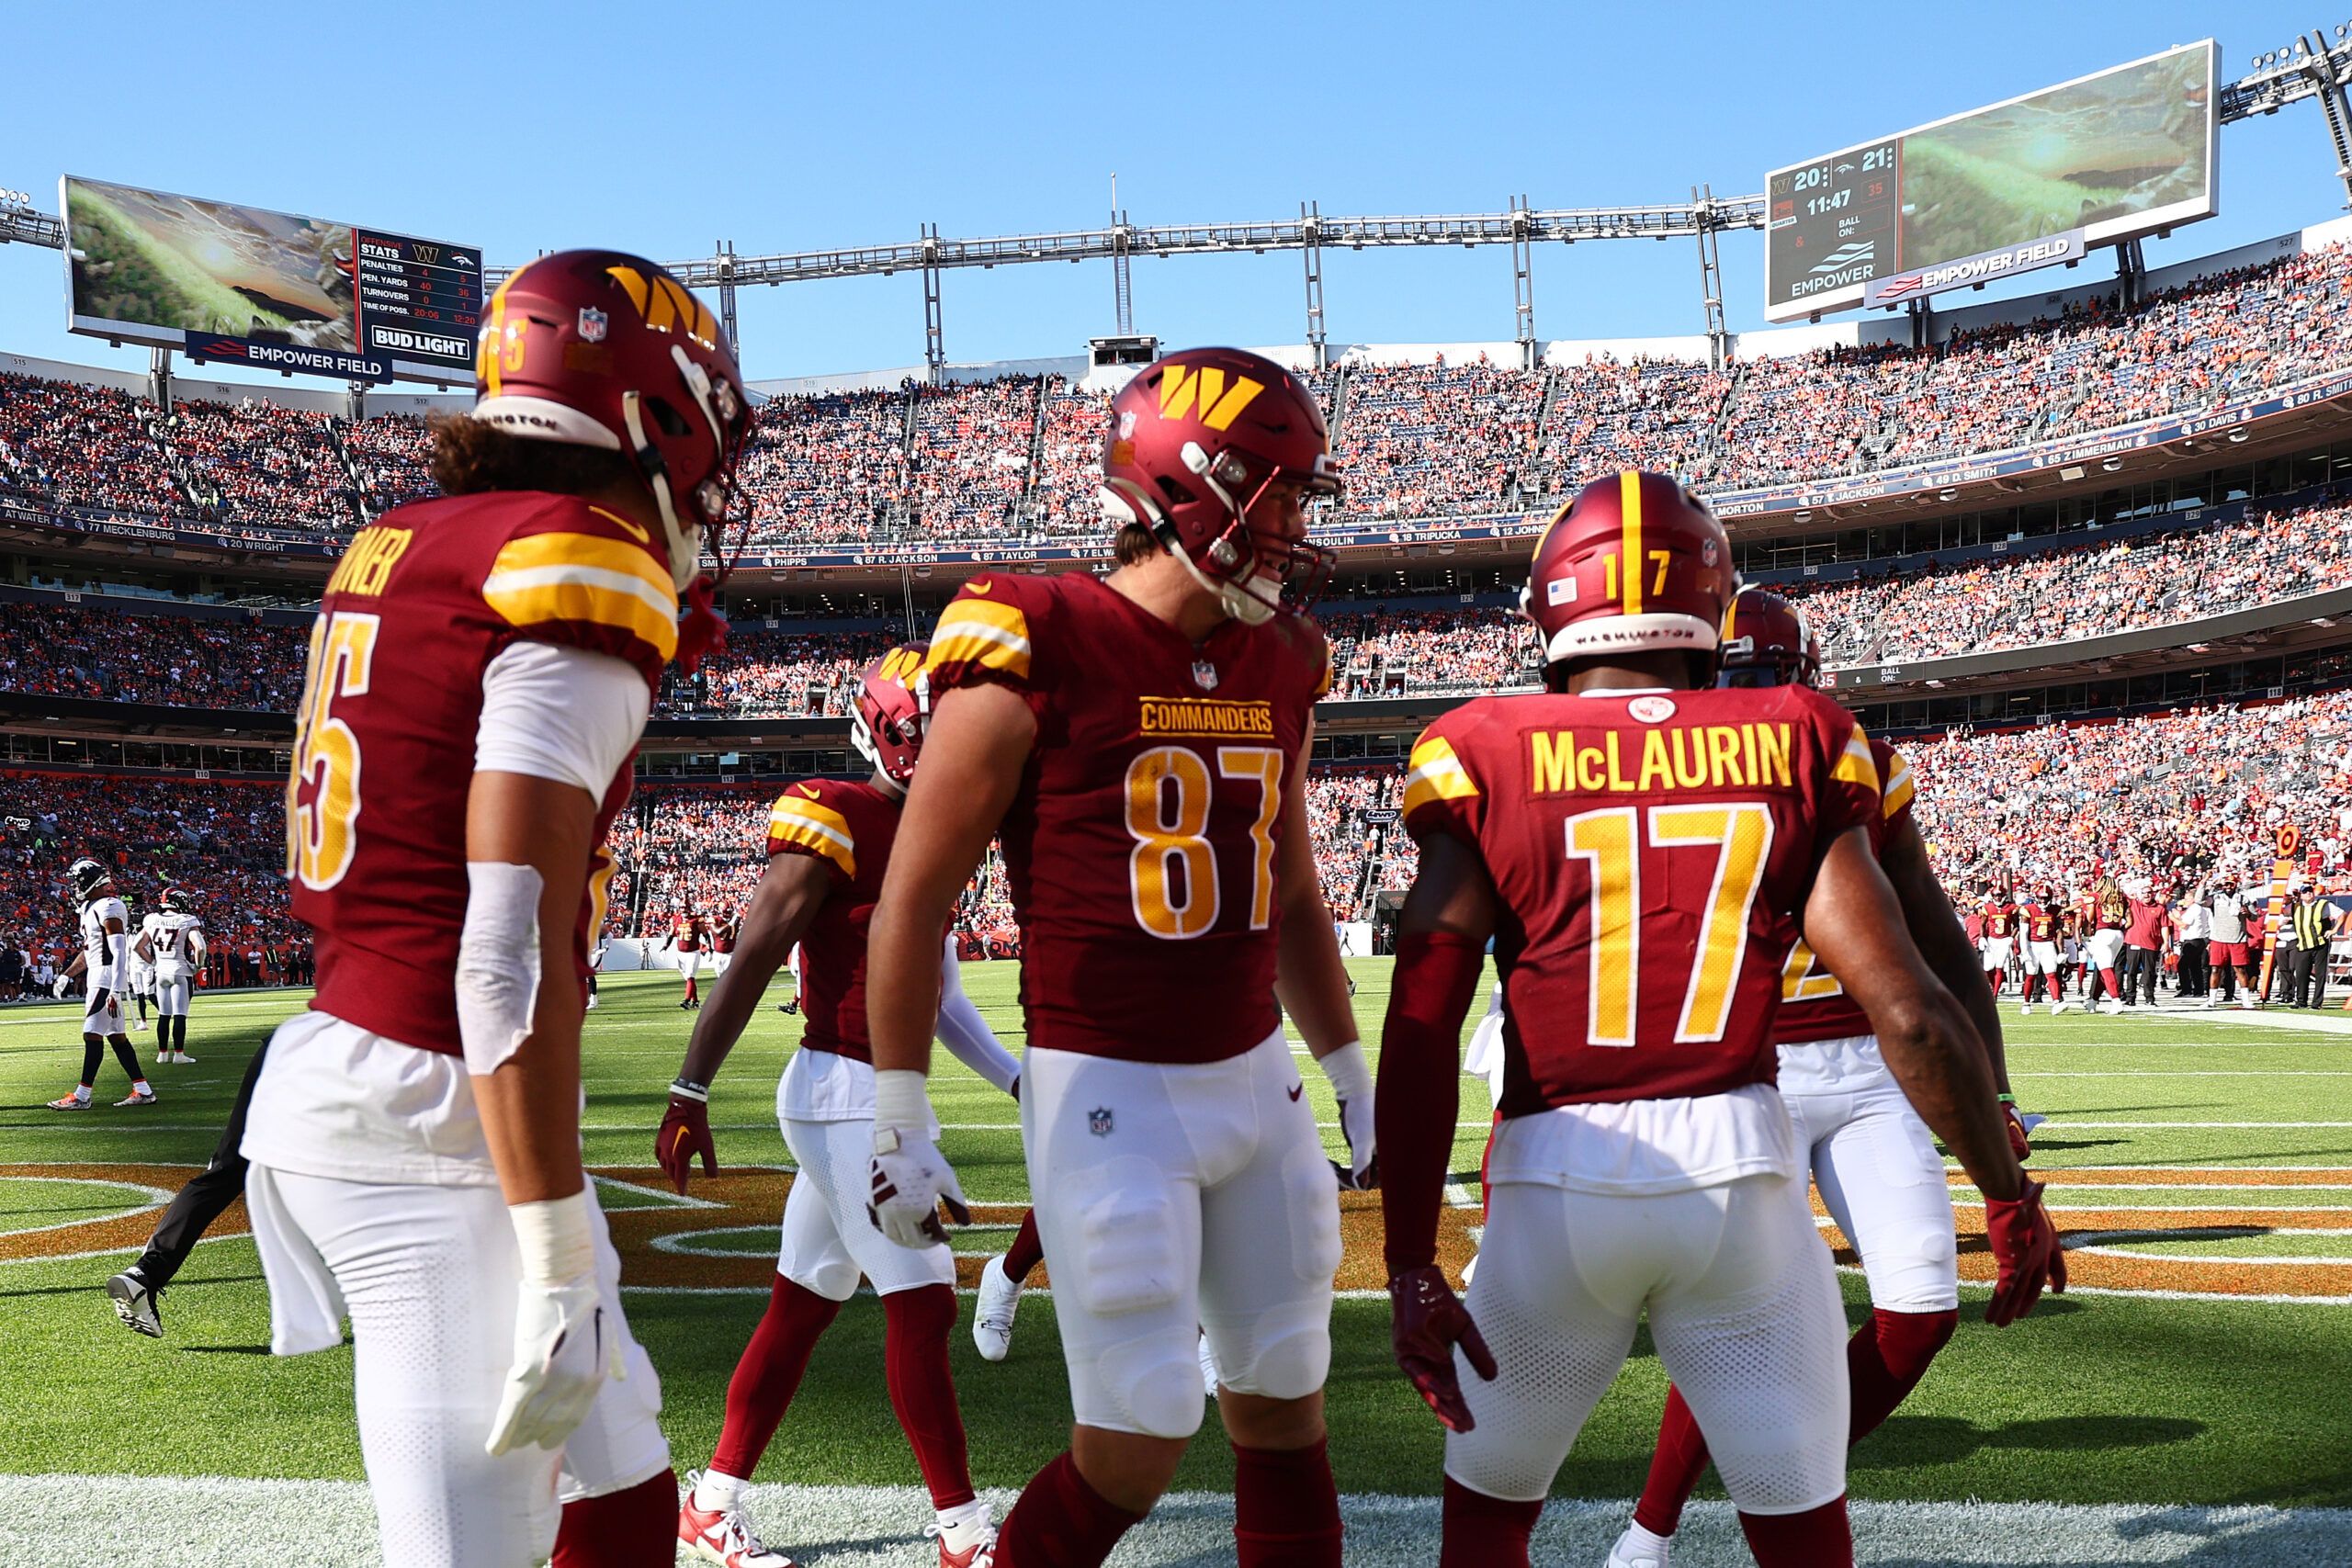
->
xmin=1767 ymin=141 xmax=1899 ymax=313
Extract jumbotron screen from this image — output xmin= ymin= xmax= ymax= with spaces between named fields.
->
xmin=61 ymin=175 xmax=481 ymax=385
xmin=1763 ymin=40 xmax=2217 ymax=322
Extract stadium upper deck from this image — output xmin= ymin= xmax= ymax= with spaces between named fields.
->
xmin=6 ymin=219 xmax=2352 ymax=563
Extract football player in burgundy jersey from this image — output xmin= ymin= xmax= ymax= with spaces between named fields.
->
xmin=1977 ymin=883 xmax=2020 ymax=998
xmin=863 ymin=347 xmax=1370 ymax=1568
xmin=655 ymin=646 xmax=1020 ymax=1568
xmin=674 ymin=911 xmax=707 ymax=1008
xmin=239 ymin=251 xmax=751 ymax=1568
xmin=2018 ymin=886 xmax=2073 ymax=1015
xmin=1609 ymin=587 xmax=2050 ymax=1568
xmin=1377 ymin=474 xmax=2062 ymax=1568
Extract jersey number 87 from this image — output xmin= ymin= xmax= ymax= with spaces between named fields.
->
xmin=1126 ymin=744 xmax=1283 ymax=940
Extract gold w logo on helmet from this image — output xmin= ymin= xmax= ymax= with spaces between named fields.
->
xmin=1157 ymin=364 xmax=1265 ymax=432
xmin=876 ymin=646 xmax=925 ymax=683
xmin=604 ymin=265 xmax=722 ymax=350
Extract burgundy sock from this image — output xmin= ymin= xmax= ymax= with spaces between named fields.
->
xmin=708 ymin=1275 xmax=842 ymax=1479
xmin=1232 ymin=1438 xmax=1341 ymax=1566
xmin=1003 ymin=1208 xmax=1046 ymax=1284
xmin=552 ymin=1469 xmax=678 ymax=1567
xmin=994 ymin=1450 xmax=1144 ymax=1568
xmin=883 ymin=1285 xmax=975 ymax=1510
xmin=2100 ymin=966 xmax=2120 ymax=998
xmin=1984 ymin=969 xmax=2003 ymax=997
xmin=1631 ymin=1384 xmax=1709 ymax=1537
xmin=1849 ymin=1307 xmax=1957 ymax=1445
xmin=1738 ymin=1496 xmax=1852 ymax=1568
xmin=1439 ymin=1474 xmax=1540 ymax=1568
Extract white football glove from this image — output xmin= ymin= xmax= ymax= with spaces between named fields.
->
xmin=52 ymin=974 xmax=72 ymax=999
xmin=485 ymin=1193 xmax=620 ymax=1456
xmin=1319 ymin=1041 xmax=1378 ymax=1190
xmin=866 ymin=1069 xmax=969 ymax=1249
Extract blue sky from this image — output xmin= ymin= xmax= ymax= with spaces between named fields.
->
xmin=1 ymin=0 xmax=2346 ymax=386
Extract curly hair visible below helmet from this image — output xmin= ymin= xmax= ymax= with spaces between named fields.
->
xmin=69 ymin=858 xmax=109 ymax=901
xmin=1098 ymin=347 xmax=1341 ymax=626
xmin=1715 ymin=586 xmax=1822 ymax=690
xmin=466 ymin=249 xmax=752 ymax=596
xmin=850 ymin=643 xmax=932 ymax=786
xmin=1519 ymin=470 xmax=1736 ymax=672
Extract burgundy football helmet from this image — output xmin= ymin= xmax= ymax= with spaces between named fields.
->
xmin=1715 ymin=586 xmax=1821 ymax=689
xmin=469 ymin=250 xmax=752 ymax=595
xmin=850 ymin=643 xmax=932 ymax=786
xmin=1099 ymin=347 xmax=1341 ymax=625
xmin=1520 ymin=470 xmax=1735 ymax=667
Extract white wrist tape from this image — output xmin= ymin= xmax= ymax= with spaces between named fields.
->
xmin=872 ymin=1069 xmax=933 ymax=1136
xmin=1317 ymin=1041 xmax=1373 ymax=1102
xmin=458 ymin=862 xmax=545 ymax=1077
xmin=509 ymin=1190 xmax=595 ymax=1288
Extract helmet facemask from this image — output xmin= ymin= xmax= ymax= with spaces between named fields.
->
xmin=1109 ymin=438 xmax=1340 ymax=626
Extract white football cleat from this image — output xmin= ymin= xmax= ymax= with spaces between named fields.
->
xmin=2051 ymin=1000 xmax=2074 ymax=1015
xmin=971 ymin=1255 xmax=1021 ymax=1363
xmin=678 ymin=1472 xmax=798 ymax=1568
xmin=2097 ymin=998 xmax=2126 ymax=1015
xmin=2018 ymin=1003 xmax=2032 ymax=1016
xmin=116 ymin=1088 xmax=158 ymax=1106
xmin=1607 ymin=1520 xmax=1674 ymax=1567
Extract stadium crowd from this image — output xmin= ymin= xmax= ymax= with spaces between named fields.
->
xmin=8 ymin=238 xmax=2352 ymax=548
xmin=0 ymin=772 xmax=311 ymax=992
xmin=18 ymin=484 xmax=2346 ymax=720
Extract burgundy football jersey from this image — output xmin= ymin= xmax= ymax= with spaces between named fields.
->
xmin=1404 ymin=684 xmax=1880 ymax=1114
xmin=1773 ymin=736 xmax=1914 ymax=1047
xmin=1980 ymin=901 xmax=2018 ymax=940
xmin=765 ymin=777 xmax=903 ymax=1061
xmin=286 ymin=491 xmax=676 ymax=1055
xmin=924 ymin=571 xmax=1329 ymax=1064
xmin=2024 ymin=904 xmax=2060 ymax=943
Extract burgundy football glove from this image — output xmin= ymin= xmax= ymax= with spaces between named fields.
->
xmin=2003 ymin=1102 xmax=2032 ymax=1163
xmin=1983 ymin=1178 xmax=2066 ymax=1326
xmin=1388 ymin=1264 xmax=1497 ymax=1432
xmin=657 ymin=1085 xmax=717 ymax=1195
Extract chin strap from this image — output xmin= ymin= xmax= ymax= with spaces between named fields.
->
xmin=676 ymin=574 xmax=727 ymax=674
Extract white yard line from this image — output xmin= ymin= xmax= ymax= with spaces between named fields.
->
xmin=0 ymin=1477 xmax=2344 ymax=1567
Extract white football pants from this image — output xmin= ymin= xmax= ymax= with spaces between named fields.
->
xmin=243 ymin=1167 xmax=669 ymax=1568
xmin=1781 ymin=1036 xmax=1959 ymax=1313
xmin=1021 ymin=1030 xmax=1342 ymax=1440
xmin=1445 ymin=1170 xmax=1848 ymax=1513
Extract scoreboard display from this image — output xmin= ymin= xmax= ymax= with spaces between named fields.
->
xmin=1766 ymin=142 xmax=1901 ymax=317
xmin=1763 ymin=41 xmax=2218 ymax=322
xmin=351 ymin=231 xmax=482 ymax=378
xmin=62 ymin=176 xmax=480 ymax=384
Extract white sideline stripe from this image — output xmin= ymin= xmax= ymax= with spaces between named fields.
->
xmin=2015 ymin=1069 xmax=2352 ymax=1077
xmin=2034 ymin=1121 xmax=2352 ymax=1128
xmin=1 ymin=1478 xmax=2346 ymax=1566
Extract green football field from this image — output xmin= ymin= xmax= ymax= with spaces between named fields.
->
xmin=4 ymin=964 xmax=2351 ymax=1565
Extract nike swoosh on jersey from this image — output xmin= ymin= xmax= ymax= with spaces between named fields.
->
xmin=588 ymin=503 xmax=651 ymax=544
xmin=797 ymin=784 xmax=822 ymax=798
xmin=967 ymin=578 xmax=992 ymax=594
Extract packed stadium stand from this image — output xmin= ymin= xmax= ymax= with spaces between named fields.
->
xmin=6 ymin=215 xmax=2352 ymax=974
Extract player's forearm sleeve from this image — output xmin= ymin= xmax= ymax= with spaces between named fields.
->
xmin=933 ymin=944 xmax=1021 ymax=1094
xmin=1377 ymin=930 xmax=1485 ymax=1276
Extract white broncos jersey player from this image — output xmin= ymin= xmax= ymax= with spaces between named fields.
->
xmin=143 ymin=910 xmax=206 ymax=976
xmin=82 ymin=895 xmax=130 ymax=998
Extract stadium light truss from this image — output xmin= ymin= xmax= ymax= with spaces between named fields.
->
xmin=5 ymin=35 xmax=2350 ymax=374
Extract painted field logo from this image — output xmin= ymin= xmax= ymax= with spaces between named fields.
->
xmin=6 ymin=1165 xmax=2347 ymax=1304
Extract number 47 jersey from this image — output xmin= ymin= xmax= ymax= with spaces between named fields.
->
xmin=1402 ymin=683 xmax=1881 ymax=1120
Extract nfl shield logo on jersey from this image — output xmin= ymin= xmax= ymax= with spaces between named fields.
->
xmin=1191 ymin=660 xmax=1218 ymax=691
xmin=577 ymin=307 xmax=608 ymax=344
xmin=1088 ymin=1106 xmax=1115 ymax=1137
